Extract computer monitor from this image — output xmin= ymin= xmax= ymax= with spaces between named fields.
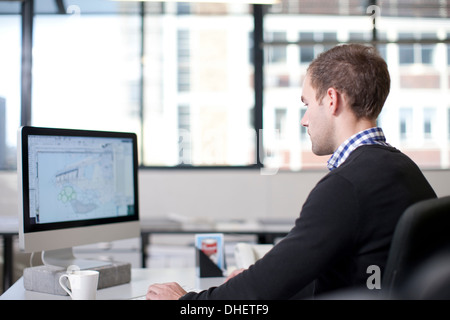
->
xmin=17 ymin=126 xmax=140 ymax=269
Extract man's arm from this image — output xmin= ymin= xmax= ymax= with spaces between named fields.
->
xmin=149 ymin=173 xmax=359 ymax=300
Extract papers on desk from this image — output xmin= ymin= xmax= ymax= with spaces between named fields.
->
xmin=139 ymin=215 xmax=294 ymax=233
xmin=214 ymin=219 xmax=260 ymax=231
xmin=139 ymin=217 xmax=182 ymax=230
xmin=215 ymin=218 xmax=294 ymax=232
xmin=169 ymin=213 xmax=215 ymax=231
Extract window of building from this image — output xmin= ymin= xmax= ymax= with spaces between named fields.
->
xmin=177 ymin=29 xmax=191 ymax=92
xmin=399 ymin=32 xmax=436 ymax=65
xmin=399 ymin=33 xmax=415 ymax=64
xmin=275 ymin=108 xmax=287 ymax=139
xmin=423 ymin=107 xmax=435 ymax=139
xmin=400 ymin=108 xmax=413 ymax=141
xmin=266 ymin=31 xmax=287 ymax=63
xmin=298 ymin=32 xmax=337 ymax=64
xmin=299 ymin=32 xmax=314 ymax=64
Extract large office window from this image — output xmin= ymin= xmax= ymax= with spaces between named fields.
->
xmin=262 ymin=0 xmax=450 ymax=170
xmin=3 ymin=0 xmax=450 ymax=171
xmin=141 ymin=3 xmax=254 ymax=166
xmin=4 ymin=1 xmax=255 ymax=168
xmin=32 ymin=11 xmax=142 ymax=135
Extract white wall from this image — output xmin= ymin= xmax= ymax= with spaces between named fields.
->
xmin=137 ymin=169 xmax=325 ymax=221
xmin=1 ymin=169 xmax=449 ymax=221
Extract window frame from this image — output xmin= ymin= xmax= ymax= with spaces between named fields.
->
xmin=16 ymin=1 xmax=264 ymax=170
xmin=9 ymin=0 xmax=450 ymax=172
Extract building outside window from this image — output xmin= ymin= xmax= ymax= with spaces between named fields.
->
xmin=263 ymin=1 xmax=450 ymax=170
xmin=400 ymin=107 xmax=413 ymax=141
xmin=423 ymin=107 xmax=436 ymax=140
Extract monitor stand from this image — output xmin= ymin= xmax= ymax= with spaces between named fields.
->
xmin=42 ymin=247 xmax=111 ymax=269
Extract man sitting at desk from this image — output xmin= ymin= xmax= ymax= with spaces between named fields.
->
xmin=146 ymin=43 xmax=437 ymax=300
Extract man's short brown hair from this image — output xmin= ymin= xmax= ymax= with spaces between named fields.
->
xmin=307 ymin=43 xmax=390 ymax=120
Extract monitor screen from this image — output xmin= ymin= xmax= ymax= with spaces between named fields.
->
xmin=18 ymin=126 xmax=140 ymax=264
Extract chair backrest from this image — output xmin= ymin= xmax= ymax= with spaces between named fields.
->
xmin=400 ymin=249 xmax=450 ymax=299
xmin=382 ymin=196 xmax=450 ymax=298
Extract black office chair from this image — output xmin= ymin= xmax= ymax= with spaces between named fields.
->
xmin=382 ymin=196 xmax=450 ymax=299
xmin=399 ymin=249 xmax=450 ymax=299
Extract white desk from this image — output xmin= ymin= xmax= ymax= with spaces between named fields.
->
xmin=1 ymin=216 xmax=291 ymax=290
xmin=0 ymin=267 xmax=225 ymax=300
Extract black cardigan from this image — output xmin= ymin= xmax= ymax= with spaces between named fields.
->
xmin=181 ymin=145 xmax=437 ymax=300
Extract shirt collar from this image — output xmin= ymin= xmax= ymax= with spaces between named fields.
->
xmin=327 ymin=127 xmax=390 ymax=171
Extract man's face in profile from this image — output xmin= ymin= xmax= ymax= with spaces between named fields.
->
xmin=300 ymin=74 xmax=335 ymax=156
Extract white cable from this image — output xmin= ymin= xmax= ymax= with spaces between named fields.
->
xmin=29 ymin=252 xmax=35 ymax=268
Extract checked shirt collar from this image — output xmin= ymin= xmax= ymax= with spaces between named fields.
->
xmin=327 ymin=127 xmax=390 ymax=171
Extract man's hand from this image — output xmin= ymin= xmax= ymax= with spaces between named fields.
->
xmin=224 ymin=268 xmax=246 ymax=282
xmin=146 ymin=282 xmax=187 ymax=300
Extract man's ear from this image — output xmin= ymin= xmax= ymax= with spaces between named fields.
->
xmin=326 ymin=87 xmax=340 ymax=115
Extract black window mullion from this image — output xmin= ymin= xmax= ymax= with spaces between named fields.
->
xmin=21 ymin=0 xmax=33 ymax=127
xmin=253 ymin=4 xmax=264 ymax=167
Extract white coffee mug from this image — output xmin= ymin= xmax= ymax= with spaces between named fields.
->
xmin=59 ymin=270 xmax=99 ymax=300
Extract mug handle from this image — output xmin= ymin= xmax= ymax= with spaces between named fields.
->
xmin=59 ymin=274 xmax=73 ymax=298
